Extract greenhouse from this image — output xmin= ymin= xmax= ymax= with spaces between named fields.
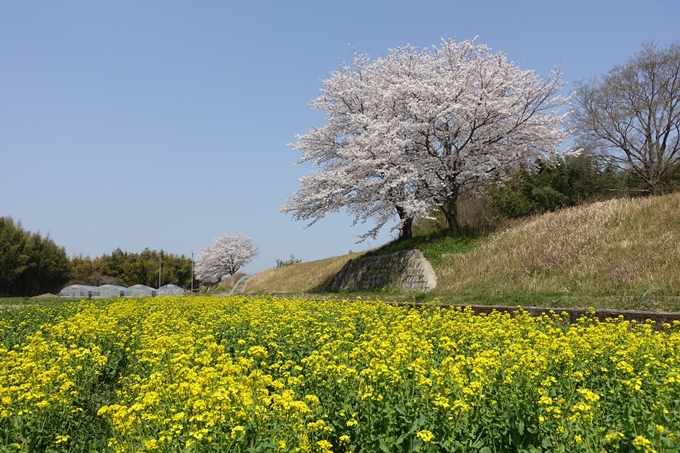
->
xmin=157 ymin=284 xmax=185 ymax=296
xmin=59 ymin=285 xmax=97 ymax=299
xmin=124 ymin=284 xmax=157 ymax=298
xmin=93 ymin=284 xmax=126 ymax=298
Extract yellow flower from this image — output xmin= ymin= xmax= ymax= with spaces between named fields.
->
xmin=316 ymin=440 xmax=333 ymax=453
xmin=632 ymin=435 xmax=656 ymax=453
xmin=55 ymin=434 xmax=70 ymax=444
xmin=230 ymin=425 xmax=245 ymax=439
xmin=143 ymin=439 xmax=159 ymax=450
xmin=416 ymin=430 xmax=435 ymax=443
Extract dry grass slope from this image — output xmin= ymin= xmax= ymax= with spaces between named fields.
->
xmin=246 ymin=252 xmax=365 ymax=294
xmin=432 ymin=193 xmax=680 ymax=297
xmin=244 ymin=193 xmax=680 ymax=310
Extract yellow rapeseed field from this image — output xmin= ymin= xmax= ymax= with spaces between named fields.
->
xmin=1 ymin=296 xmax=679 ymax=452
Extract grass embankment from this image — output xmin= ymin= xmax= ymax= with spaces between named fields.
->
xmin=197 ymin=272 xmax=247 ymax=295
xmin=246 ymin=252 xmax=365 ymax=294
xmin=248 ymin=193 xmax=680 ymax=311
xmin=429 ymin=194 xmax=680 ymax=311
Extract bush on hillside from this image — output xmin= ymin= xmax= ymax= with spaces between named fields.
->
xmin=410 ymin=153 xmax=678 ymax=239
xmin=274 ymin=254 xmax=303 ymax=268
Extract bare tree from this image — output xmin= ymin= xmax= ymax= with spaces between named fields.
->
xmin=573 ymin=42 xmax=680 ymax=194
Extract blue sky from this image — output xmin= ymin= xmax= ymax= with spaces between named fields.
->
xmin=1 ymin=0 xmax=678 ymax=274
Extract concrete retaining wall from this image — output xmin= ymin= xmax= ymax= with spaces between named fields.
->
xmin=324 ymin=250 xmax=437 ymax=292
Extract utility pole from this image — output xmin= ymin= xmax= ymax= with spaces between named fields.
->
xmin=191 ymin=250 xmax=194 ymax=294
xmin=158 ymin=252 xmax=162 ymax=289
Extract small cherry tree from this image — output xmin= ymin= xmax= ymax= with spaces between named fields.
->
xmin=194 ymin=233 xmax=258 ymax=284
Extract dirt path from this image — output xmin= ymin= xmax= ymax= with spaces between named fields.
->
xmin=227 ymin=275 xmax=252 ymax=296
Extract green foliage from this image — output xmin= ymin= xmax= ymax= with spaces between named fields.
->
xmin=365 ymin=229 xmax=480 ymax=264
xmin=70 ymin=248 xmax=193 ymax=289
xmin=1 ymin=216 xmax=193 ymax=294
xmin=410 ymin=153 xmax=679 ymax=240
xmin=485 ymin=155 xmax=620 ymax=220
xmin=482 ymin=152 xmax=680 ymax=222
xmin=0 ymin=217 xmax=71 ymax=297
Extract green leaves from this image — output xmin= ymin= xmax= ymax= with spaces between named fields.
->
xmin=0 ymin=217 xmax=71 ymax=297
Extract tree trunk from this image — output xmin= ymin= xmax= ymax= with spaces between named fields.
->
xmin=400 ymin=217 xmax=413 ymax=239
xmin=395 ymin=206 xmax=413 ymax=240
xmin=440 ymin=196 xmax=461 ymax=231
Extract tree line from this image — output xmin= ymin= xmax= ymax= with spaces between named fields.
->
xmin=0 ymin=216 xmax=193 ymax=297
xmin=70 ymin=248 xmax=193 ymax=289
xmin=486 ymin=152 xmax=670 ymax=220
xmin=0 ymin=217 xmax=71 ymax=297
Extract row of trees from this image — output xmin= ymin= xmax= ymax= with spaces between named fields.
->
xmin=0 ymin=217 xmax=71 ymax=297
xmin=0 ymin=216 xmax=195 ymax=297
xmin=1 ymin=219 xmax=261 ymax=296
xmin=70 ymin=248 xmax=193 ymax=289
xmin=282 ymin=40 xmax=680 ymax=239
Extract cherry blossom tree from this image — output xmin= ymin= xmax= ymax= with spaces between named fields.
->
xmin=194 ymin=233 xmax=258 ymax=284
xmin=282 ymin=38 xmax=573 ymax=236
xmin=281 ymin=52 xmax=427 ymax=240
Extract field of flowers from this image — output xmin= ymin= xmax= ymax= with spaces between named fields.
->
xmin=1 ymin=296 xmax=679 ymax=452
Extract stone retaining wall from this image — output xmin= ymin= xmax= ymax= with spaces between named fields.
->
xmin=324 ymin=250 xmax=437 ymax=292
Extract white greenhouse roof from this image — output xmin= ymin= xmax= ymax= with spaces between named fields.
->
xmin=157 ymin=284 xmax=185 ymax=296
xmin=93 ymin=284 xmax=127 ymax=298
xmin=124 ymin=284 xmax=157 ymax=298
xmin=60 ymin=283 xmax=183 ymax=299
xmin=60 ymin=285 xmax=97 ymax=298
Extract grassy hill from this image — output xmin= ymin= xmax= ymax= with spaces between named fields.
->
xmin=246 ymin=252 xmax=365 ymax=294
xmin=248 ymin=193 xmax=680 ymax=311
xmin=429 ymin=193 xmax=680 ymax=310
